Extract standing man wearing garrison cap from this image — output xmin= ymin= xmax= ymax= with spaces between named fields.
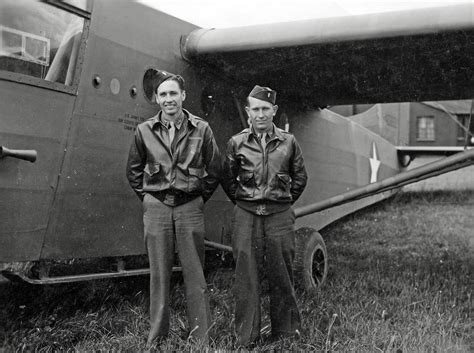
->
xmin=126 ymin=70 xmax=221 ymax=347
xmin=222 ymin=85 xmax=308 ymax=346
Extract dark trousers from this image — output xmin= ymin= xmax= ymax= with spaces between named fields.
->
xmin=143 ymin=194 xmax=210 ymax=344
xmin=232 ymin=206 xmax=301 ymax=345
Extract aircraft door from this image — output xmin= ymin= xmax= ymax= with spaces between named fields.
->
xmin=0 ymin=0 xmax=88 ymax=263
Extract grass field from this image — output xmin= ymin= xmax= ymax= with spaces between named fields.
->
xmin=1 ymin=190 xmax=473 ymax=352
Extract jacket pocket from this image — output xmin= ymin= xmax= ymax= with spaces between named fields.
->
xmin=144 ymin=162 xmax=161 ymax=184
xmin=237 ymin=171 xmax=255 ymax=198
xmin=188 ymin=167 xmax=208 ymax=178
xmin=188 ymin=167 xmax=208 ymax=192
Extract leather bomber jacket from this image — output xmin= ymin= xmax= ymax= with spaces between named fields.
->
xmin=126 ymin=110 xmax=221 ymax=202
xmin=222 ymin=125 xmax=307 ymax=204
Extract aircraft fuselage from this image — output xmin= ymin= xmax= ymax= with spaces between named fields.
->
xmin=0 ymin=0 xmax=400 ymax=266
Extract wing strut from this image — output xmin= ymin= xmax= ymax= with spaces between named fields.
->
xmin=294 ymin=149 xmax=474 ymax=218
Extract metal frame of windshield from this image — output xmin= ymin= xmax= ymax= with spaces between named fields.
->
xmin=0 ymin=0 xmax=91 ymax=95
xmin=43 ymin=0 xmax=92 ymax=19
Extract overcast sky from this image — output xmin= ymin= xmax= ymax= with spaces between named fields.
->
xmin=137 ymin=0 xmax=467 ymax=28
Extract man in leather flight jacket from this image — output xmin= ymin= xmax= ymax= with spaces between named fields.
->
xmin=222 ymin=85 xmax=307 ymax=346
xmin=126 ymin=71 xmax=220 ymax=347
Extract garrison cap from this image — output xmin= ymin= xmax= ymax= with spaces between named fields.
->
xmin=152 ymin=70 xmax=185 ymax=92
xmin=248 ymin=85 xmax=276 ymax=104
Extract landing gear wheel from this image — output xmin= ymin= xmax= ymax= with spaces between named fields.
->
xmin=294 ymin=228 xmax=328 ymax=291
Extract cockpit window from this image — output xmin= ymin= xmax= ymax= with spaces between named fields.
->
xmin=0 ymin=0 xmax=85 ymax=86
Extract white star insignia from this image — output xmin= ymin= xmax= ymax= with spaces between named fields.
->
xmin=369 ymin=142 xmax=381 ymax=183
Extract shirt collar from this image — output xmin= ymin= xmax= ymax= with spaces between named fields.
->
xmin=247 ymin=124 xmax=285 ymax=142
xmin=160 ymin=111 xmax=185 ymax=129
xmin=151 ymin=110 xmax=185 ymax=129
xmin=251 ymin=125 xmax=275 ymax=139
xmin=150 ymin=109 xmax=200 ymax=129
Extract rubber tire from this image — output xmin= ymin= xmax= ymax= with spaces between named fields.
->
xmin=294 ymin=227 xmax=328 ymax=291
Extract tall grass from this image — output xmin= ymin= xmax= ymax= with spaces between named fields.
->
xmin=1 ymin=190 xmax=472 ymax=351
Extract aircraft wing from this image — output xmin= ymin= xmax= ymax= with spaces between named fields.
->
xmin=181 ymin=3 xmax=474 ymax=106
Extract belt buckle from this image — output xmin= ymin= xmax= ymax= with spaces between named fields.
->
xmin=165 ymin=193 xmax=175 ymax=204
xmin=256 ymin=204 xmax=267 ymax=215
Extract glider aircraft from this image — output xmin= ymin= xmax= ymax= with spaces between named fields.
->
xmin=1 ymin=0 xmax=474 ymax=289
